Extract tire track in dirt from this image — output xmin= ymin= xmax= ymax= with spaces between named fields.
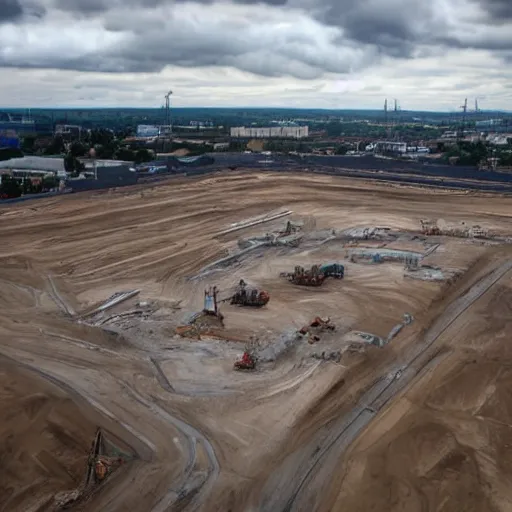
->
xmin=47 ymin=275 xmax=76 ymax=316
xmin=120 ymin=383 xmax=220 ymax=512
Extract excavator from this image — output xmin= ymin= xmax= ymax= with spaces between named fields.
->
xmin=228 ymin=279 xmax=270 ymax=307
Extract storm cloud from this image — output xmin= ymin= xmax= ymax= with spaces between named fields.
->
xmin=0 ymin=0 xmax=511 ymax=108
xmin=0 ymin=0 xmax=24 ymax=22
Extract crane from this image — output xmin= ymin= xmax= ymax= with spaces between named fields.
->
xmin=458 ymin=98 xmax=468 ymax=140
xmin=164 ymin=90 xmax=173 ymax=134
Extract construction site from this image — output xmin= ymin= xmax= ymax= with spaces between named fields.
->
xmin=1 ymin=171 xmax=512 ymax=512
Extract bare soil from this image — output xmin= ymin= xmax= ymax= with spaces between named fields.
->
xmin=0 ymin=171 xmax=511 ymax=511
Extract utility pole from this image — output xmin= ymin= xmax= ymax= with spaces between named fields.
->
xmin=458 ymin=98 xmax=468 ymax=141
xmin=164 ymin=90 xmax=173 ymax=136
xmin=393 ymin=99 xmax=400 ymax=141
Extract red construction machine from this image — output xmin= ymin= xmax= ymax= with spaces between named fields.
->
xmin=283 ymin=265 xmax=325 ymax=286
xmin=234 ymin=351 xmax=256 ymax=370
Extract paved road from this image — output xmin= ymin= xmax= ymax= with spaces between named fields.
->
xmin=143 ymin=153 xmax=512 ymax=193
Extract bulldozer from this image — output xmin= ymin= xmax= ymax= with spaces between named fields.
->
xmin=283 ymin=265 xmax=325 ymax=286
xmin=229 ymin=279 xmax=270 ymax=307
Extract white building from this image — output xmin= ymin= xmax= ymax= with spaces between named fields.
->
xmin=374 ymin=141 xmax=407 ymax=154
xmin=230 ymin=126 xmax=309 ymax=139
xmin=0 ymin=156 xmax=66 ymax=176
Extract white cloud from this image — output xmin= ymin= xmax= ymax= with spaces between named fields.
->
xmin=0 ymin=0 xmax=510 ymax=108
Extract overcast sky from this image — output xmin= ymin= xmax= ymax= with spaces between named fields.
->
xmin=0 ymin=0 xmax=511 ymax=110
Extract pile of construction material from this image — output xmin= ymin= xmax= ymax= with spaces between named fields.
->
xmin=215 ymin=210 xmax=293 ymax=237
xmin=420 ymin=219 xmax=489 ymax=239
xmin=348 ymin=248 xmax=422 ymax=266
xmin=340 ymin=226 xmax=396 ymax=241
xmin=197 ymin=218 xmax=302 ymax=278
xmin=298 ymin=316 xmax=335 ymax=343
xmin=311 ymin=351 xmax=341 ymax=363
xmin=237 ymin=220 xmax=304 ymax=249
xmin=81 ymin=290 xmax=141 ymax=325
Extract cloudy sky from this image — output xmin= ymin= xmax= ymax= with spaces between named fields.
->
xmin=0 ymin=0 xmax=511 ymax=110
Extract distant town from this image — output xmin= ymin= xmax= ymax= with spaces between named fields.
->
xmin=0 ymin=102 xmax=511 ymax=200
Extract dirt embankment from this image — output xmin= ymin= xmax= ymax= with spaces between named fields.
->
xmin=0 ymin=362 xmax=95 ymax=511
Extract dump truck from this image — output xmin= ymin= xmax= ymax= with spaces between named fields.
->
xmin=230 ymin=279 xmax=270 ymax=307
xmin=319 ymin=263 xmax=345 ymax=279
xmin=283 ymin=265 xmax=325 ymax=286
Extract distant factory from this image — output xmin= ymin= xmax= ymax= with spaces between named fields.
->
xmin=230 ymin=126 xmax=309 ymax=139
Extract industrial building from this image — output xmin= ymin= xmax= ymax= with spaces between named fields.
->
xmin=373 ymin=141 xmax=407 ymax=154
xmin=136 ymin=125 xmax=171 ymax=138
xmin=0 ymin=129 xmax=20 ymax=149
xmin=0 ymin=156 xmax=66 ymax=176
xmin=55 ymin=124 xmax=82 ymax=139
xmin=0 ymin=111 xmax=35 ymax=135
xmin=230 ymin=126 xmax=309 ymax=139
xmin=475 ymin=119 xmax=511 ymax=133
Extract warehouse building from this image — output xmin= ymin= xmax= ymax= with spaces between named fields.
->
xmin=0 ymin=156 xmax=66 ymax=177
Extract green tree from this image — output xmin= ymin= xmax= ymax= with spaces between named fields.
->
xmin=0 ymin=176 xmax=22 ymax=198
xmin=42 ymin=175 xmax=58 ymax=190
xmin=64 ymin=154 xmax=85 ymax=175
xmin=21 ymin=135 xmax=36 ymax=154
xmin=90 ymin=128 xmax=115 ymax=146
xmin=0 ymin=147 xmax=23 ymax=161
xmin=69 ymin=141 xmax=88 ymax=158
xmin=115 ymin=147 xmax=137 ymax=161
xmin=135 ymin=148 xmax=152 ymax=164
xmin=43 ymin=135 xmax=65 ymax=155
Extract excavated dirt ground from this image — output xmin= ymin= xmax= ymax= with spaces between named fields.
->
xmin=1 ymin=171 xmax=511 ymax=512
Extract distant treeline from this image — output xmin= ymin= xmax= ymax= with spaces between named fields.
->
xmin=4 ymin=107 xmax=512 ymax=134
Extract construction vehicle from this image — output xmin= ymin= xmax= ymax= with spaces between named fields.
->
xmin=234 ymin=351 xmax=256 ymax=370
xmin=229 ymin=279 xmax=270 ymax=307
xmin=204 ymin=286 xmax=220 ymax=315
xmin=282 ymin=265 xmax=325 ymax=286
xmin=420 ymin=219 xmax=441 ymax=236
xmin=319 ymin=263 xmax=345 ymax=279
xmin=86 ymin=429 xmax=128 ymax=487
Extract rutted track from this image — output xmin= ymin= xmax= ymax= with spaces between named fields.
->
xmin=47 ymin=275 xmax=76 ymax=316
